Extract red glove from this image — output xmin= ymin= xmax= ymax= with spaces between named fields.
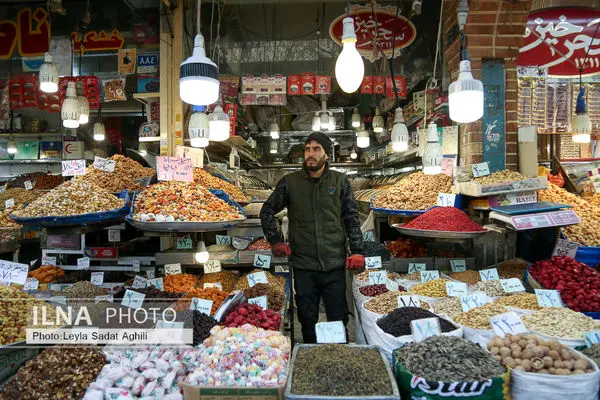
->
xmin=272 ymin=242 xmax=291 ymax=257
xmin=346 ymin=254 xmax=365 ymax=270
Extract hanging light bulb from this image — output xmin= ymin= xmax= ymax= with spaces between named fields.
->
xmin=319 ymin=101 xmax=329 ymax=131
xmin=573 ymin=86 xmax=591 ymax=144
xmin=328 ymin=111 xmax=336 ymax=131
xmin=76 ymin=81 xmax=89 ymax=125
xmin=61 ymin=82 xmax=80 ymax=128
xmin=312 ymin=112 xmax=321 ymax=131
xmin=449 ymin=60 xmax=484 ymax=123
xmin=351 ymin=107 xmax=361 ymax=128
xmin=194 ymin=241 xmax=210 ymax=264
xmin=335 ymin=17 xmax=364 ymax=93
xmin=422 ymin=123 xmax=443 ymax=175
xmin=269 ymin=120 xmax=280 ymax=139
xmin=391 ymin=107 xmax=409 ymax=152
xmin=208 ymin=105 xmax=230 ymax=141
xmin=39 ymin=52 xmax=59 ymax=93
xmin=139 ymin=143 xmax=148 ymax=156
xmin=356 ymin=123 xmax=370 ymax=148
xmin=372 ymin=107 xmax=384 ymax=133
xmin=270 ymin=138 xmax=278 ymax=154
xmin=7 ymin=135 xmax=16 ymax=155
xmin=179 ymin=0 xmax=220 ymax=105
xmin=350 ymin=147 xmax=358 ymax=160
xmin=189 ymin=105 xmax=210 ymax=147
xmin=93 ymin=121 xmax=105 ymax=141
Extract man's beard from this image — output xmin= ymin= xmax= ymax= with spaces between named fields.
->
xmin=304 ymin=155 xmax=326 ymax=171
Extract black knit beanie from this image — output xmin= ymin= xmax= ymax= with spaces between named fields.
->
xmin=305 ymin=132 xmax=333 ymax=156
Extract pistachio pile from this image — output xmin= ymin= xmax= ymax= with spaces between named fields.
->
xmin=473 ymin=170 xmax=528 ymax=184
xmin=410 ymin=279 xmax=449 ymax=298
xmin=472 ymin=280 xmax=511 ymax=297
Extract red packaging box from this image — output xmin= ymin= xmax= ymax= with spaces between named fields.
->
xmin=386 ymin=76 xmax=407 ymax=98
xmin=361 ymin=76 xmax=374 ymax=94
xmin=374 ymin=76 xmax=386 ymax=94
xmin=287 ymin=75 xmax=301 ymax=95
xmin=301 ymin=73 xmax=316 ymax=95
xmin=85 ymin=247 xmax=118 ymax=259
xmin=316 ymin=76 xmax=331 ymax=94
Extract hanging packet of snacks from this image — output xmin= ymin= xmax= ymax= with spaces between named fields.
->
xmin=102 ymin=77 xmax=127 ymax=102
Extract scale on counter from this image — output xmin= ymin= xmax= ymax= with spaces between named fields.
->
xmin=489 ymin=202 xmax=579 ymax=231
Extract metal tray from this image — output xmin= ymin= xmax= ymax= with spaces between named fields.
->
xmin=393 ymin=225 xmax=487 ymax=239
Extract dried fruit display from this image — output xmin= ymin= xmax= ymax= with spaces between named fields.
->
xmin=585 ymin=193 xmax=600 ymax=209
xmin=471 ymin=280 xmax=513 ymax=297
xmin=403 ymin=207 xmax=485 ymax=232
xmin=28 ymin=265 xmax=65 ymax=283
xmin=386 ymin=238 xmax=428 ymax=258
xmin=175 ymin=286 xmax=229 ymax=315
xmin=198 ymin=270 xmax=238 ymax=292
xmin=354 ymin=269 xmax=400 ymax=282
xmin=496 ymin=293 xmax=542 ymax=310
xmin=12 ymin=180 xmax=125 ymax=218
xmin=365 ymin=291 xmax=431 ymax=314
xmin=33 ymin=174 xmax=63 ymax=189
xmin=0 ymin=207 xmax=22 ymax=228
xmin=473 ymin=169 xmax=528 ymax=184
xmin=0 ymin=188 xmax=44 ymax=209
xmin=449 ymin=270 xmax=480 ymax=284
xmin=410 ymin=278 xmax=450 ymax=298
xmin=194 ymin=168 xmax=248 ymax=204
xmin=80 ymin=154 xmax=154 ymax=192
xmin=164 ymin=273 xmax=197 ymax=293
xmin=582 ymin=344 xmax=600 ymax=368
xmin=235 ymin=269 xmax=286 ymax=295
xmin=243 ymin=283 xmax=286 ymax=310
xmin=223 ymin=303 xmax=282 ymax=330
xmin=133 ymin=181 xmax=245 ymax=222
xmin=371 ymin=172 xmax=453 ymax=210
xmin=359 ymin=284 xmax=405 ymax=297
xmin=377 ymin=307 xmax=456 ymax=337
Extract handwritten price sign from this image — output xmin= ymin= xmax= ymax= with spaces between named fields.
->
xmin=24 ymin=277 xmax=39 ymax=291
xmin=122 ymin=290 xmax=145 ymax=309
xmin=61 ymin=160 xmax=86 ymax=176
xmin=479 ymin=268 xmax=500 ymax=281
xmin=156 ymin=156 xmax=193 ymax=182
xmin=164 ymin=263 xmax=182 ymax=275
xmin=535 ymin=289 xmax=564 ymax=308
xmin=472 ymin=162 xmax=490 ymax=178
xmin=584 ymin=330 xmax=600 ymax=347
xmin=315 ymin=321 xmax=346 ymax=343
xmin=147 ymin=277 xmax=164 ymax=291
xmin=552 ymin=239 xmax=579 ymax=258
xmin=204 ymin=260 xmax=222 ymax=274
xmin=90 ymin=272 xmax=104 ymax=285
xmin=132 ymin=275 xmax=149 ymax=289
xmin=420 ymin=270 xmax=439 ymax=283
xmin=253 ymin=254 xmax=271 ymax=269
xmin=500 ymin=278 xmax=526 ymax=293
xmin=437 ymin=193 xmax=456 ymax=207
xmin=449 ymin=259 xmax=467 ymax=272
xmin=24 ymin=180 xmax=33 ymax=190
xmin=216 ymin=235 xmax=231 ymax=245
xmin=247 ymin=271 xmax=268 ymax=287
xmin=408 ymin=263 xmax=426 ymax=274
xmin=0 ymin=260 xmax=28 ymax=285
xmin=489 ymin=311 xmax=527 ymax=337
xmin=445 ymin=281 xmax=468 ymax=297
xmin=248 ymin=296 xmax=268 ymax=309
xmin=460 ymin=293 xmax=489 ymax=312
xmin=411 ymin=317 xmax=441 ymax=342
xmin=398 ymin=295 xmax=421 ymax=308
xmin=93 ymin=156 xmax=116 ymax=172
xmin=190 ymin=298 xmax=213 ymax=315
xmin=369 ymin=270 xmax=387 ymax=285
xmin=365 ymin=256 xmax=382 ymax=270
xmin=176 ymin=236 xmax=193 ymax=250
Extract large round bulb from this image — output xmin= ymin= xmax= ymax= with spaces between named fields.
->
xmin=180 ymin=34 xmax=220 ymax=105
xmin=449 ymin=60 xmax=484 ymax=123
xmin=335 ymin=18 xmax=364 ymax=93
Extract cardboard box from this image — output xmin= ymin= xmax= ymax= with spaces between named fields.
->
xmin=300 ymin=73 xmax=315 ymax=95
xmin=361 ymin=76 xmax=373 ymax=94
xmin=183 ymin=385 xmax=284 ymax=400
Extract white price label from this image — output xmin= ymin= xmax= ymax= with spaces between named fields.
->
xmin=204 ymin=282 xmax=223 ymax=290
xmin=93 ymin=156 xmax=116 ymax=172
xmin=248 ymin=295 xmax=268 ymax=309
xmin=216 ymin=235 xmax=231 ymax=245
xmin=108 ymin=229 xmax=121 ymax=242
xmin=386 ymin=278 xmax=398 ymax=292
xmin=4 ymin=199 xmax=14 ymax=209
xmin=315 ymin=321 xmax=346 ymax=343
xmin=247 ymin=271 xmax=268 ymax=287
xmin=585 ymin=330 xmax=600 ymax=347
xmin=190 ymin=297 xmax=213 ymax=315
xmin=489 ymin=311 xmax=528 ymax=337
xmin=365 ymin=256 xmax=382 ymax=270
xmin=446 ymin=281 xmax=468 ymax=297
xmin=42 ymin=256 xmax=56 ymax=266
xmin=253 ymin=254 xmax=271 ymax=269
xmin=437 ymin=193 xmax=456 ymax=207
xmin=552 ymin=239 xmax=579 ymax=258
xmin=132 ymin=259 xmax=141 ymax=272
xmin=176 ymin=236 xmax=193 ymax=250
xmin=460 ymin=293 xmax=489 ymax=312
xmin=30 ymin=259 xmax=37 ymax=267
xmin=94 ymin=294 xmax=114 ymax=304
xmin=146 ymin=269 xmax=155 ymax=279
xmin=0 ymin=260 xmax=28 ymax=285
xmin=420 ymin=270 xmax=440 ymax=282
xmin=204 ymin=259 xmax=222 ymax=274
xmin=24 ymin=180 xmax=33 ymax=190
xmin=450 ymin=259 xmax=467 ymax=272
xmin=500 ymin=278 xmax=526 ymax=293
xmin=369 ymin=270 xmax=387 ymax=285
xmin=410 ymin=317 xmax=442 ymax=342
xmin=132 ymin=275 xmax=149 ymax=289
xmin=24 ymin=277 xmax=39 ymax=291
xmin=535 ymin=289 xmax=564 ymax=308
xmin=164 ymin=263 xmax=182 ymax=275
xmin=397 ymin=295 xmax=421 ymax=308
xmin=479 ymin=268 xmax=500 ymax=281
xmin=61 ymin=159 xmax=86 ymax=176
xmin=90 ymin=272 xmax=104 ymax=286
xmin=122 ymin=290 xmax=145 ymax=309
xmin=76 ymin=257 xmax=90 ymax=269
xmin=147 ymin=277 xmax=164 ymax=291
xmin=48 ymin=283 xmax=73 ymax=291
xmin=472 ymin=162 xmax=490 ymax=177
xmin=408 ymin=263 xmax=426 ymax=274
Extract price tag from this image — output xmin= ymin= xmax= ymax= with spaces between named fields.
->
xmin=410 ymin=317 xmax=442 ymax=342
xmin=450 ymin=259 xmax=467 ymax=272
xmin=397 ymin=295 xmax=421 ymax=308
xmin=4 ymin=199 xmax=14 ymax=209
xmin=61 ymin=159 xmax=86 ymax=176
xmin=76 ymin=257 xmax=90 ymax=270
xmin=472 ymin=162 xmax=490 ymax=177
xmin=50 ymin=296 xmax=67 ymax=305
xmin=93 ymin=156 xmax=116 ymax=172
xmin=446 ymin=281 xmax=468 ymax=297
xmin=0 ymin=260 xmax=28 ymax=285
xmin=420 ymin=270 xmax=440 ymax=283
xmin=552 ymin=239 xmax=579 ymax=258
xmin=42 ymin=256 xmax=56 ymax=266
xmin=204 ymin=282 xmax=223 ymax=290
xmin=204 ymin=259 xmax=222 ymax=274
xmin=408 ymin=263 xmax=426 ymax=274
xmin=164 ymin=263 xmax=182 ymax=275
xmin=584 ymin=330 xmax=600 ymax=347
xmin=489 ymin=311 xmax=528 ymax=337
xmin=0 ymin=186 xmax=5 ymax=193
xmin=315 ymin=321 xmax=346 ymax=343
xmin=132 ymin=259 xmax=141 ymax=272
xmin=460 ymin=293 xmax=489 ymax=312
xmin=108 ymin=229 xmax=121 ymax=242
xmin=500 ymin=278 xmax=526 ymax=293
xmin=437 ymin=193 xmax=456 ymax=207
xmin=156 ymin=156 xmax=193 ymax=182
xmin=132 ymin=275 xmax=149 ymax=289
xmin=24 ymin=180 xmax=33 ymax=190
xmin=535 ymin=289 xmax=564 ymax=308
xmin=146 ymin=269 xmax=155 ymax=279
xmin=386 ymin=278 xmax=398 ymax=292
xmin=147 ymin=277 xmax=164 ymax=291
xmin=48 ymin=283 xmax=74 ymax=291
xmin=24 ymin=277 xmax=39 ymax=291
xmin=190 ymin=297 xmax=213 ymax=315
xmin=247 ymin=271 xmax=268 ymax=287
xmin=369 ymin=270 xmax=387 ymax=285
xmin=253 ymin=254 xmax=271 ymax=269
xmin=95 ymin=294 xmax=114 ymax=304
xmin=122 ymin=290 xmax=145 ymax=309
xmin=90 ymin=272 xmax=104 ymax=285
xmin=176 ymin=236 xmax=193 ymax=250
xmin=479 ymin=268 xmax=500 ymax=281
xmin=216 ymin=235 xmax=231 ymax=245
xmin=365 ymin=256 xmax=382 ymax=270
xmin=30 ymin=259 xmax=37 ymax=267
xmin=248 ymin=295 xmax=268 ymax=309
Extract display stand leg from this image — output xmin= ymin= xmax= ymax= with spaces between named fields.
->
xmin=289 ymin=264 xmax=295 ymax=347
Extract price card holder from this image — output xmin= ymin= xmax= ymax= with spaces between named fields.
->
xmin=398 ymin=295 xmax=421 ymax=308
xmin=535 ymin=289 xmax=564 ymax=308
xmin=95 ymin=295 xmax=114 ymax=304
xmin=500 ymin=278 xmax=526 ymax=293
xmin=446 ymin=281 xmax=468 ymax=297
xmin=132 ymin=275 xmax=149 ymax=289
xmin=0 ymin=260 xmax=29 ymax=285
xmin=204 ymin=282 xmax=223 ymax=290
xmin=584 ymin=330 xmax=600 ymax=347
xmin=552 ymin=239 xmax=579 ymax=258
xmin=204 ymin=260 xmax=222 ymax=274
xmin=42 ymin=256 xmax=56 ymax=266
xmin=190 ymin=298 xmax=213 ymax=315
xmin=77 ymin=257 xmax=90 ymax=270
xmin=93 ymin=156 xmax=116 ymax=172
xmin=437 ymin=193 xmax=456 ymax=207
xmin=479 ymin=268 xmax=500 ymax=281
xmin=24 ymin=181 xmax=33 ymax=190
xmin=472 ymin=162 xmax=490 ymax=177
xmin=147 ymin=278 xmax=164 ymax=291
xmin=216 ymin=235 xmax=231 ymax=245
xmin=253 ymin=254 xmax=271 ymax=269
xmin=449 ymin=259 xmax=467 ymax=272
xmin=248 ymin=295 xmax=268 ymax=309
xmin=420 ymin=270 xmax=440 ymax=283
xmin=146 ymin=269 xmax=155 ymax=279
xmin=176 ymin=236 xmax=193 ymax=250
xmin=410 ymin=317 xmax=442 ymax=342
xmin=365 ymin=256 xmax=382 ymax=270
xmin=247 ymin=271 xmax=268 ymax=287
xmin=408 ymin=263 xmax=426 ymax=274
xmin=132 ymin=260 xmax=141 ymax=272
xmin=108 ymin=230 xmax=121 ymax=242
xmin=122 ymin=290 xmax=145 ymax=309
xmin=24 ymin=277 xmax=39 ymax=291
xmin=460 ymin=293 xmax=489 ymax=312
xmin=489 ymin=311 xmax=527 ymax=337
xmin=369 ymin=270 xmax=387 ymax=285
xmin=90 ymin=272 xmax=104 ymax=286
xmin=164 ymin=263 xmax=182 ymax=275
xmin=315 ymin=321 xmax=347 ymax=343
xmin=4 ymin=199 xmax=14 ymax=209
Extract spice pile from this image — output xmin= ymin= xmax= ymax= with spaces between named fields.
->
xmin=224 ymin=303 xmax=282 ymax=330
xmin=377 ymin=307 xmax=456 ymax=337
xmin=364 ymin=291 xmax=430 ymax=314
xmin=133 ymin=181 xmax=245 ymax=223
xmin=28 ymin=265 xmax=64 ymax=283
xmin=454 ymin=303 xmax=509 ymax=329
xmin=164 ymin=274 xmax=198 ymax=293
xmin=114 ymin=285 xmax=183 ymax=301
xmin=175 ymin=287 xmax=229 ymax=315
xmin=61 ymin=281 xmax=107 ymax=299
xmin=198 ymin=270 xmax=238 ymax=292
xmin=81 ymin=154 xmax=154 ymax=192
xmin=403 ymin=207 xmax=484 ymax=232
xmin=395 ymin=336 xmax=506 ymax=381
xmin=522 ymin=308 xmax=600 ymax=339
xmin=386 ymin=238 xmax=428 ymax=258
xmin=243 ymin=283 xmax=286 ymax=310
xmin=474 ymin=170 xmax=528 ymax=184
xmin=372 ymin=172 xmax=453 ymax=210
xmin=290 ymin=345 xmax=392 ymax=396
xmin=12 ymin=180 xmax=124 ymax=218
xmin=449 ymin=270 xmax=480 ymax=284
xmin=194 ymin=168 xmax=247 ymax=204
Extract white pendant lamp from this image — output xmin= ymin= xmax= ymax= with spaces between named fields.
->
xmin=194 ymin=241 xmax=210 ymax=264
xmin=189 ymin=105 xmax=210 ymax=147
xmin=269 ymin=138 xmax=278 ymax=154
xmin=372 ymin=107 xmax=384 ymax=133
xmin=328 ymin=111 xmax=336 ymax=131
xmin=335 ymin=17 xmax=364 ymax=93
xmin=39 ymin=52 xmax=59 ymax=93
xmin=208 ymin=105 xmax=230 ymax=141
xmin=319 ymin=101 xmax=329 ymax=132
xmin=269 ymin=120 xmax=280 ymax=139
xmin=449 ymin=60 xmax=484 ymax=124
xmin=572 ymin=87 xmax=591 ymax=144
xmin=76 ymin=81 xmax=89 ymax=125
xmin=61 ymin=82 xmax=80 ymax=128
xmin=422 ymin=123 xmax=443 ymax=175
xmin=312 ymin=112 xmax=321 ymax=131
xmin=179 ymin=0 xmax=220 ymax=106
xmin=391 ymin=107 xmax=409 ymax=152
xmin=93 ymin=121 xmax=105 ymax=141
xmin=351 ymin=107 xmax=361 ymax=128
xmin=350 ymin=147 xmax=358 ymax=160
xmin=356 ymin=123 xmax=370 ymax=148
xmin=7 ymin=135 xmax=16 ymax=155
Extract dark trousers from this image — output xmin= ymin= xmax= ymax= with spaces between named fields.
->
xmin=293 ymin=268 xmax=348 ymax=344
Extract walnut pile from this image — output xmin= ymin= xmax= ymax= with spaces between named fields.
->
xmin=80 ymin=154 xmax=154 ymax=192
xmin=371 ymin=172 xmax=453 ymax=210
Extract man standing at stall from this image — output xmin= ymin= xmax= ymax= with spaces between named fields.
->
xmin=260 ymin=132 xmax=365 ymax=343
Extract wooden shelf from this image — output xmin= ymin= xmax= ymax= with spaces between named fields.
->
xmin=133 ymin=92 xmax=160 ymax=105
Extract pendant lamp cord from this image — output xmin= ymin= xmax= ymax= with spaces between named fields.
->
xmin=197 ymin=0 xmax=201 ymax=36
xmin=388 ymin=0 xmax=401 ymax=108
xmin=346 ymin=0 xmax=350 ymax=16
xmin=580 ymin=19 xmax=600 ymax=89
